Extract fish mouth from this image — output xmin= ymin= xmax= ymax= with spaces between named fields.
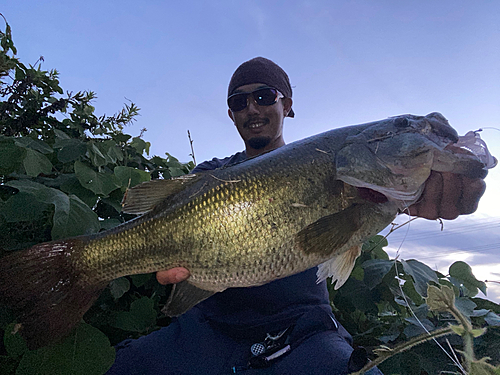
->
xmin=357 ymin=187 xmax=388 ymax=204
xmin=422 ymin=112 xmax=459 ymax=145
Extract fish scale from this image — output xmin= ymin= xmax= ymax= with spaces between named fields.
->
xmin=0 ymin=112 xmax=494 ymax=349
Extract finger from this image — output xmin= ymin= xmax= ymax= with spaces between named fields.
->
xmin=438 ymin=173 xmax=462 ymax=220
xmin=409 ymin=171 xmax=442 ymax=220
xmin=156 ymin=267 xmax=190 ymax=285
xmin=459 ymin=177 xmax=486 ymax=215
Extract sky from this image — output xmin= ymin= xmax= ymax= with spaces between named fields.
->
xmin=2 ymin=1 xmax=500 ymax=301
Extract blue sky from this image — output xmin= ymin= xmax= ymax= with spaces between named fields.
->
xmin=3 ymin=1 xmax=500 ymax=300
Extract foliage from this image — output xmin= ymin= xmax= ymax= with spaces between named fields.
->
xmin=334 ymin=237 xmax=500 ymax=374
xmin=0 ymin=16 xmax=192 ymax=374
xmin=1 ymin=16 xmax=499 ymax=375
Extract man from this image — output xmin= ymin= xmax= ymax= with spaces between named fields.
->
xmin=108 ymin=57 xmax=485 ymax=374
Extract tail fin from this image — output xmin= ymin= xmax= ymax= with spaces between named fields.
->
xmin=0 ymin=238 xmax=106 ymax=349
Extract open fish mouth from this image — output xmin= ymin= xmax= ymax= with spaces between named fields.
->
xmin=336 ymin=112 xmax=495 ymax=205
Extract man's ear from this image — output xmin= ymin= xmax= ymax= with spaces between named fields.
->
xmin=283 ymin=98 xmax=293 ymax=117
xmin=228 ymin=108 xmax=234 ymax=122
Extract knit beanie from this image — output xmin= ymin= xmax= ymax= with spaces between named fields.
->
xmin=228 ymin=57 xmax=294 ymax=117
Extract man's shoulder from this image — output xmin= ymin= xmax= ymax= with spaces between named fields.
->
xmin=191 ymin=151 xmax=247 ymax=173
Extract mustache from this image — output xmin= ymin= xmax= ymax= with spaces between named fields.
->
xmin=243 ymin=117 xmax=269 ymax=128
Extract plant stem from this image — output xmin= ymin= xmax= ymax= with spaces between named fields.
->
xmin=352 ymin=326 xmax=455 ymax=374
xmin=448 ymin=305 xmax=475 ymax=373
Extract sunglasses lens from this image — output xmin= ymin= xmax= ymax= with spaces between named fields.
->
xmin=253 ymin=88 xmax=278 ymax=106
xmin=227 ymin=94 xmax=248 ymax=112
xmin=227 ymin=88 xmax=280 ymax=112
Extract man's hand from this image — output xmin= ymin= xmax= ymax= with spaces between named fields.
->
xmin=407 ymin=171 xmax=486 ymax=220
xmin=156 ymin=267 xmax=190 ymax=285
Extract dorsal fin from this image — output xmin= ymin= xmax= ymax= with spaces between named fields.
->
xmin=121 ymin=174 xmax=201 ymax=214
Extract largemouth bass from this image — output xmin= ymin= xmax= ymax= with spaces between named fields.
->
xmin=0 ymin=112 xmax=495 ymax=349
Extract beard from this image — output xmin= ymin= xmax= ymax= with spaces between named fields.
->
xmin=247 ymin=136 xmax=272 ymax=150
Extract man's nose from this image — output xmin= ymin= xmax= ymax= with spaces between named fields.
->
xmin=246 ymin=97 xmax=260 ymax=114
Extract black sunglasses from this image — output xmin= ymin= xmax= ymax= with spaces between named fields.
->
xmin=227 ymin=87 xmax=284 ymax=112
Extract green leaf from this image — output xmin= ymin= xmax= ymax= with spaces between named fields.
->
xmin=112 ymin=297 xmax=157 ymax=333
xmin=113 ymin=133 xmax=132 ymax=143
xmin=131 ymin=137 xmax=150 ymax=156
xmin=5 ymin=180 xmax=99 ymax=240
xmin=0 ymin=137 xmax=25 ymax=175
xmin=106 ymin=143 xmax=124 ymax=163
xmin=403 ymin=317 xmax=435 ymax=338
xmin=130 ymin=273 xmax=152 ymax=288
xmin=83 ymin=104 xmax=95 ymax=115
xmin=485 ymin=311 xmax=500 ymax=326
xmin=449 ymin=261 xmax=487 ymax=296
xmin=362 ymin=259 xmax=393 ymax=289
xmin=3 ymin=323 xmax=28 ymax=358
xmin=471 ymin=327 xmax=487 ymax=338
xmin=100 ymin=196 xmax=123 ymax=215
xmin=53 ymin=129 xmax=71 ymax=140
xmin=335 ymin=278 xmax=378 ymax=313
xmin=99 ymin=218 xmax=122 ymax=231
xmin=16 ymin=323 xmax=115 ymax=375
xmin=54 ymin=138 xmax=87 ymax=163
xmin=53 ymin=194 xmax=100 ymax=239
xmin=109 ymin=277 xmax=131 ymax=299
xmin=470 ymin=358 xmax=500 ymax=374
xmin=23 ymin=148 xmax=53 ymax=177
xmin=400 ymin=274 xmax=424 ymax=305
xmin=0 ymin=192 xmax=49 ymax=222
xmin=401 ymin=259 xmax=438 ymax=297
xmin=88 ymin=142 xmax=108 ymax=167
xmin=350 ymin=265 xmax=364 ymax=281
xmin=412 ymin=303 xmax=430 ymax=320
xmin=74 ymin=161 xmax=120 ymax=196
xmin=378 ymin=323 xmax=401 ymax=343
xmin=114 ymin=166 xmax=151 ymax=188
xmin=168 ymin=167 xmax=185 ymax=177
xmin=14 ymin=67 xmax=25 ymax=80
xmin=362 ymin=235 xmax=389 ymax=260
xmin=472 ymin=309 xmax=490 ymax=317
xmin=14 ymin=137 xmax=53 ymax=154
xmin=450 ymin=325 xmax=466 ymax=336
xmin=455 ymin=297 xmax=477 ymax=318
xmin=60 ymin=174 xmax=99 ymax=208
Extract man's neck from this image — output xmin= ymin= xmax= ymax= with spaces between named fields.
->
xmin=245 ymin=139 xmax=286 ymax=157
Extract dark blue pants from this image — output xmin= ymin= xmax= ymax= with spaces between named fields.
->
xmin=107 ymin=305 xmax=382 ymax=374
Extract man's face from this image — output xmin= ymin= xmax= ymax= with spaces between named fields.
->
xmin=228 ymin=83 xmax=292 ymax=157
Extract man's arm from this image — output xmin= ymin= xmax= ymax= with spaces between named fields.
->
xmin=156 ymin=171 xmax=487 ymax=285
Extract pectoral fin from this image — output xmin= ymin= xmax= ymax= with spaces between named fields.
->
xmin=296 ymin=204 xmax=364 ymax=256
xmin=162 ymin=281 xmax=216 ymax=317
xmin=122 ymin=174 xmax=201 ymax=214
xmin=316 ymin=245 xmax=362 ymax=289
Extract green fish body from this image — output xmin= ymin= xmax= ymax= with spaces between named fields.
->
xmin=0 ymin=112 xmax=491 ymax=348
